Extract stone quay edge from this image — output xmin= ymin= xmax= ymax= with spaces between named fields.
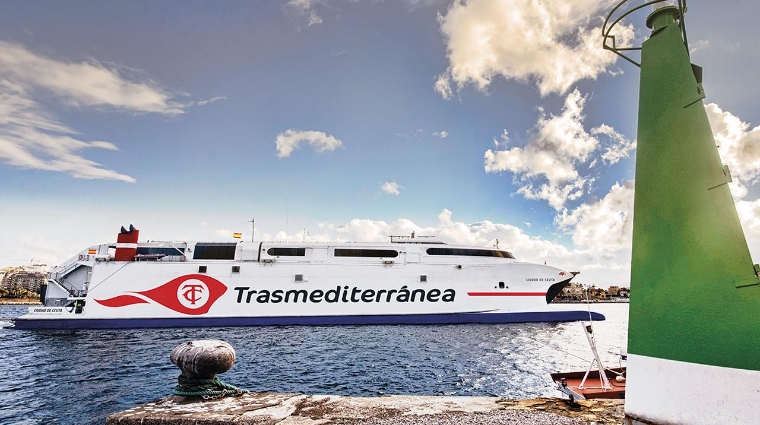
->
xmin=106 ymin=393 xmax=624 ymax=425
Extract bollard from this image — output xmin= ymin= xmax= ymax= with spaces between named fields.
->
xmin=169 ymin=339 xmax=248 ymax=399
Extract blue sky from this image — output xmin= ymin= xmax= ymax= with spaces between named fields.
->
xmin=1 ymin=0 xmax=758 ymax=287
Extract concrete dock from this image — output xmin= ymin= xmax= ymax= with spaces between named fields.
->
xmin=105 ymin=393 xmax=624 ymax=425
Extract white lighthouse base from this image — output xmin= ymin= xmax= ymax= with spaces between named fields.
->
xmin=625 ymin=354 xmax=760 ymax=425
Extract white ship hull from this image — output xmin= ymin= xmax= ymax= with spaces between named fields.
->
xmin=14 ymin=228 xmax=603 ymax=329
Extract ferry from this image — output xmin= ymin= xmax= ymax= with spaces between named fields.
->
xmin=13 ymin=225 xmax=603 ymax=329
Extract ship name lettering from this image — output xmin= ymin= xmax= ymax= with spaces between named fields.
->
xmin=233 ymin=286 xmax=455 ymax=304
xmin=33 ymin=307 xmax=63 ymax=313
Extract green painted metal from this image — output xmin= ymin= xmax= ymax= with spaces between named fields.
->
xmin=628 ymin=5 xmax=760 ymax=370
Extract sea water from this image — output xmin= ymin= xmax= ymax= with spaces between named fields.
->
xmin=0 ymin=303 xmax=628 ymax=425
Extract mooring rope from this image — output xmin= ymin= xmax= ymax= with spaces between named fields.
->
xmin=172 ymin=375 xmax=249 ymax=399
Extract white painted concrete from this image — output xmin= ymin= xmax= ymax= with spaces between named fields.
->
xmin=626 ymin=354 xmax=760 ymax=425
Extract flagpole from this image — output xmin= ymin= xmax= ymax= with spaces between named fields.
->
xmin=248 ymin=218 xmax=255 ymax=243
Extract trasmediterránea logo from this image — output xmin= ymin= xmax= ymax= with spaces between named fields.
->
xmin=233 ymin=285 xmax=456 ymax=304
xmin=95 ymin=274 xmax=227 ymax=315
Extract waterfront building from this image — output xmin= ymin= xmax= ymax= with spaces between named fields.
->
xmin=0 ymin=264 xmax=48 ymax=293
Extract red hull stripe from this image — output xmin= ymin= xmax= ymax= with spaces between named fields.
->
xmin=467 ymin=292 xmax=547 ymax=297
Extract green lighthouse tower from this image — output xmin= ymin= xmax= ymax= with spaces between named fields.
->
xmin=603 ymin=1 xmax=760 ymax=424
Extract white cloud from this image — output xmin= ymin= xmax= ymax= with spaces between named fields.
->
xmin=485 ymin=89 xmax=602 ymax=209
xmin=288 ymin=0 xmax=321 ymax=11
xmin=736 ymin=198 xmax=760 ymax=232
xmin=381 ymin=181 xmax=403 ymax=195
xmin=0 ymin=40 xmax=199 ymax=182
xmin=88 ymin=141 xmax=120 ymax=151
xmin=484 ymin=89 xmax=638 ymax=210
xmin=556 ymin=181 xmax=635 ymax=250
xmin=516 ymin=179 xmax=590 ymax=211
xmin=275 ymin=129 xmax=343 ymax=158
xmin=433 ymin=130 xmax=448 ymax=138
xmin=706 ymin=103 xmax=760 ymax=195
xmin=213 ymin=229 xmax=234 ymax=239
xmin=0 ymin=40 xmax=184 ymax=114
xmin=286 ymin=0 xmax=324 ymax=28
xmin=704 ymin=105 xmax=760 ymax=255
xmin=485 ymin=90 xmax=596 ymax=183
xmin=196 ymin=96 xmax=227 ymax=106
xmin=334 ymin=219 xmax=397 ymax=241
xmin=690 ymin=39 xmax=710 ymax=54
xmin=592 ymin=124 xmax=636 ymax=165
xmin=0 ymin=80 xmax=136 ymax=182
xmin=305 ymin=11 xmax=323 ymax=27
xmin=436 ymin=0 xmax=634 ymax=96
xmin=434 ymin=74 xmax=453 ymax=100
xmin=736 ymin=198 xmax=760 ymax=258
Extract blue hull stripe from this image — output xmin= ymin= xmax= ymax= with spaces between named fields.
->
xmin=12 ymin=310 xmax=605 ymax=330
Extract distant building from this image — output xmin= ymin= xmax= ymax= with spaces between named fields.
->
xmin=607 ymin=285 xmax=630 ymax=298
xmin=1 ymin=264 xmax=48 ymax=293
xmin=560 ymin=282 xmax=586 ymax=300
xmin=588 ymin=286 xmax=608 ymax=300
xmin=556 ymin=282 xmax=629 ymax=302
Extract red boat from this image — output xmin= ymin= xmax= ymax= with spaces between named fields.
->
xmin=551 ymin=322 xmax=626 ymax=400
xmin=551 ymin=366 xmax=626 ymax=400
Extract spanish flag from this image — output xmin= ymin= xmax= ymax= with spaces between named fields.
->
xmin=233 ymin=232 xmax=242 ymax=239
xmin=88 ymin=249 xmax=97 ymax=254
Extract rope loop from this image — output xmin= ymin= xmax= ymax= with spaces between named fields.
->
xmin=173 ymin=374 xmax=249 ymax=398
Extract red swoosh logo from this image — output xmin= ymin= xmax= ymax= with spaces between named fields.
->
xmin=95 ymin=294 xmax=149 ymax=307
xmin=95 ymin=274 xmax=227 ymax=315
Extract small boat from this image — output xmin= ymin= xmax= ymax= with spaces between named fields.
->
xmin=550 ymin=322 xmax=626 ymax=400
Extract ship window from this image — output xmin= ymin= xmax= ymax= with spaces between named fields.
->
xmin=267 ymin=248 xmax=306 ymax=257
xmin=426 ymin=248 xmax=515 ymax=259
xmin=232 ymin=266 xmax=240 ymax=273
xmin=295 ymin=274 xmax=303 ymax=282
xmin=193 ymin=243 xmax=237 ymax=260
xmin=198 ymin=266 xmax=207 ymax=273
xmin=420 ymin=275 xmax=427 ymax=282
xmin=334 ymin=249 xmax=399 ymax=258
xmin=136 ymin=247 xmax=185 ymax=256
xmin=498 ymin=281 xmax=505 ymax=289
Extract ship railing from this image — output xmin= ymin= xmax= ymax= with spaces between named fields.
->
xmin=603 ymin=0 xmax=690 ymax=68
xmin=50 ymin=261 xmax=79 ymax=280
xmin=48 ymin=276 xmax=86 ymax=298
xmin=51 ymin=257 xmax=82 ymax=280
xmin=48 ymin=253 xmax=90 ymax=297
